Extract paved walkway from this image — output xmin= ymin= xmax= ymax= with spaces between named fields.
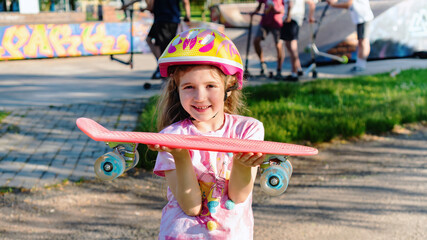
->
xmin=0 ymin=99 xmax=147 ymax=189
xmin=0 ymin=28 xmax=426 ymax=189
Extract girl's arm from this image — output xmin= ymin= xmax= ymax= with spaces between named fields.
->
xmin=149 ymin=145 xmax=202 ymax=216
xmin=228 ymin=152 xmax=265 ymax=203
xmin=326 ymin=0 xmax=353 ymax=9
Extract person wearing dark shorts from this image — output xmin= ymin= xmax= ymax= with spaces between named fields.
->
xmin=281 ymin=0 xmax=315 ymax=81
xmin=147 ymin=22 xmax=179 ymax=57
xmin=251 ymin=0 xmax=285 ymax=79
xmin=145 ymin=0 xmax=191 ymax=79
xmin=281 ymin=19 xmax=299 ymax=41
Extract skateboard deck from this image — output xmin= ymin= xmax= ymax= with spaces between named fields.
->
xmin=76 ymin=118 xmax=318 ymax=156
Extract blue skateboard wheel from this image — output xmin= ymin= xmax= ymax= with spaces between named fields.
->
xmin=260 ymin=160 xmax=293 ymax=196
xmin=94 ymin=152 xmax=126 ymax=181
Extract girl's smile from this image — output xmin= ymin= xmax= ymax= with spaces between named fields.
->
xmin=193 ymin=105 xmax=211 ymax=112
xmin=178 ymin=65 xmax=226 ymax=132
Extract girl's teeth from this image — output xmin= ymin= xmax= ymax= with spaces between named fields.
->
xmin=196 ymin=106 xmax=209 ymax=109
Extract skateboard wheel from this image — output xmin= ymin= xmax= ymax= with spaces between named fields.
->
xmin=260 ymin=160 xmax=293 ymax=196
xmin=131 ymin=151 xmax=140 ymax=169
xmin=94 ymin=152 xmax=126 ymax=181
xmin=124 ymin=150 xmax=140 ymax=170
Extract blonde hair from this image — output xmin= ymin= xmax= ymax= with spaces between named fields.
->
xmin=156 ymin=65 xmax=246 ymax=131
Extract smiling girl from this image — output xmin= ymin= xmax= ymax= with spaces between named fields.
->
xmin=148 ymin=28 xmax=266 ymax=239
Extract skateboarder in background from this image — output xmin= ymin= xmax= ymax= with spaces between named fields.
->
xmin=326 ymin=0 xmax=374 ymax=72
xmin=251 ymin=0 xmax=285 ymax=79
xmin=281 ymin=0 xmax=316 ymax=81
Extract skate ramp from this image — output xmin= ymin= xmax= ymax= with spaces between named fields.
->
xmin=368 ymin=0 xmax=427 ymax=59
xmin=298 ymin=0 xmax=426 ymax=65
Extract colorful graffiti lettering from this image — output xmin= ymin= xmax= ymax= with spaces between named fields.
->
xmin=0 ymin=21 xmax=222 ymax=60
xmin=0 ymin=22 xmax=142 ymax=60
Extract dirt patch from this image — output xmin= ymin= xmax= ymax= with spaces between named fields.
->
xmin=1 ymin=124 xmax=426 ymax=240
xmin=0 ymin=169 xmax=165 ymax=239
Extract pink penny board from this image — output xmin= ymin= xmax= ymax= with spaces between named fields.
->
xmin=76 ymin=118 xmax=318 ymax=156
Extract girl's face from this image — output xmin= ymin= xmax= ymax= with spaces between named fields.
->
xmin=178 ymin=65 xmax=226 ymax=132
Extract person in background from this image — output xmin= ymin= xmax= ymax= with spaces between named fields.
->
xmin=145 ymin=0 xmax=191 ymax=79
xmin=0 ymin=0 xmax=7 ymax=11
xmin=281 ymin=0 xmax=315 ymax=81
xmin=9 ymin=0 xmax=19 ymax=11
xmin=251 ymin=0 xmax=285 ymax=79
xmin=119 ymin=0 xmax=190 ymax=79
xmin=326 ymin=0 xmax=374 ymax=72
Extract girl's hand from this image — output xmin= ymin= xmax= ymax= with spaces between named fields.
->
xmin=233 ymin=152 xmax=266 ymax=168
xmin=147 ymin=144 xmax=186 ymax=156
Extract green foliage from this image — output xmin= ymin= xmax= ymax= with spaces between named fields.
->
xmin=244 ymin=69 xmax=427 ymax=143
xmin=137 ymin=68 xmax=427 ymax=169
xmin=135 ymin=96 xmax=159 ymax=170
xmin=0 ymin=187 xmax=13 ymax=195
xmin=182 ymin=0 xmax=210 ymax=22
xmin=0 ymin=111 xmax=9 ymax=124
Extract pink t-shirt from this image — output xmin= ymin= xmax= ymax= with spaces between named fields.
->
xmin=154 ymin=113 xmax=264 ymax=240
xmin=259 ymin=0 xmax=285 ymax=29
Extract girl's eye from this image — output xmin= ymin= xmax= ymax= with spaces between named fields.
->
xmin=183 ymin=85 xmax=193 ymax=89
xmin=207 ymin=84 xmax=218 ymax=88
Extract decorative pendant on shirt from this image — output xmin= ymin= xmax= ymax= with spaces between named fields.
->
xmin=206 ymin=152 xmax=235 ymax=214
xmin=207 ymin=177 xmax=224 ymax=214
xmin=205 ymin=153 xmax=236 ymax=232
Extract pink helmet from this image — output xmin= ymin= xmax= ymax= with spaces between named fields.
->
xmin=158 ymin=28 xmax=244 ymax=89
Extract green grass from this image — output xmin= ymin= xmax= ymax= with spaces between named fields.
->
xmin=136 ymin=68 xmax=427 ymax=169
xmin=243 ymin=69 xmax=427 ymax=143
xmin=0 ymin=111 xmax=8 ymax=123
xmin=135 ymin=96 xmax=160 ymax=170
xmin=182 ymin=2 xmax=211 ymax=22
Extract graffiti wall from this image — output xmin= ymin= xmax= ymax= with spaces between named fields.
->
xmin=0 ymin=20 xmax=225 ymax=61
xmin=0 ymin=21 xmax=152 ymax=60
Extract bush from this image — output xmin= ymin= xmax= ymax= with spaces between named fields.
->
xmin=135 ymin=96 xmax=159 ymax=170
